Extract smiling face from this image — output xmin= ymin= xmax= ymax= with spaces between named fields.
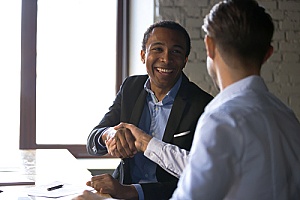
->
xmin=141 ymin=27 xmax=188 ymax=95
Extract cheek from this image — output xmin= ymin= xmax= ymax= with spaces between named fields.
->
xmin=174 ymin=57 xmax=187 ymax=70
xmin=145 ymin=54 xmax=154 ymax=65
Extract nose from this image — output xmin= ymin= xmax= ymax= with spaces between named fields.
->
xmin=160 ymin=50 xmax=173 ymax=63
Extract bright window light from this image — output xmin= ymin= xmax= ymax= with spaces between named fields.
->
xmin=36 ymin=0 xmax=117 ymax=144
xmin=0 ymin=1 xmax=21 ymax=150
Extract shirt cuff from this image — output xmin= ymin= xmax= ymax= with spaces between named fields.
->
xmin=132 ymin=184 xmax=144 ymax=200
xmin=97 ymin=127 xmax=116 ymax=147
xmin=144 ymin=137 xmax=165 ymax=158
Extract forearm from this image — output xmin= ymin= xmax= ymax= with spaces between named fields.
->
xmin=118 ymin=185 xmax=139 ymax=200
xmin=144 ymin=138 xmax=189 ymax=178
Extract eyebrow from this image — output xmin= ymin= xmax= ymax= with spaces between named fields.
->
xmin=150 ymin=42 xmax=185 ymax=50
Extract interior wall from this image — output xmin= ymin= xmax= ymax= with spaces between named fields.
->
xmin=154 ymin=0 xmax=300 ymax=120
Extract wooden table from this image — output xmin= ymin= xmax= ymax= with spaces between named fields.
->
xmin=0 ymin=149 xmax=113 ymax=199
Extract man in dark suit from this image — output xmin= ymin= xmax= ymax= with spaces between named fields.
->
xmin=85 ymin=20 xmax=213 ymax=200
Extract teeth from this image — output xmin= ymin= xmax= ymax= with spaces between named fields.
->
xmin=157 ymin=68 xmax=173 ymax=73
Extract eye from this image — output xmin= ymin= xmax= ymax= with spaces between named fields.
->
xmin=171 ymin=49 xmax=184 ymax=55
xmin=151 ymin=47 xmax=163 ymax=52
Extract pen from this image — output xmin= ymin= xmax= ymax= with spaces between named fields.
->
xmin=47 ymin=184 xmax=63 ymax=191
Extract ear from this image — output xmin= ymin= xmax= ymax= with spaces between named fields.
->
xmin=140 ymin=50 xmax=145 ymax=64
xmin=204 ymin=35 xmax=215 ymax=59
xmin=262 ymin=45 xmax=273 ymax=64
xmin=183 ymin=57 xmax=188 ymax=69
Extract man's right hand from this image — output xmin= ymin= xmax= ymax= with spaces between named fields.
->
xmin=114 ymin=123 xmax=153 ymax=152
xmin=105 ymin=127 xmax=137 ymax=158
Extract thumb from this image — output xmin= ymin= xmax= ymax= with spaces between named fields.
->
xmin=86 ymin=181 xmax=92 ymax=186
xmin=114 ymin=122 xmax=128 ymax=130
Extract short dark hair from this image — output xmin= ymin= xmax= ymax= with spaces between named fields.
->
xmin=142 ymin=20 xmax=191 ymax=57
xmin=202 ymin=0 xmax=274 ymax=65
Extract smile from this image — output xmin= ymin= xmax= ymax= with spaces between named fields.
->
xmin=156 ymin=68 xmax=173 ymax=73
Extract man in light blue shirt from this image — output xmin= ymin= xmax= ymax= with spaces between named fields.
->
xmin=170 ymin=0 xmax=300 ymax=199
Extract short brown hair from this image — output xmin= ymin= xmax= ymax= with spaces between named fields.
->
xmin=202 ymin=0 xmax=274 ymax=65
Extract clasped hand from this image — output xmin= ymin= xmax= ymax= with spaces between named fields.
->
xmin=106 ymin=123 xmax=152 ymax=159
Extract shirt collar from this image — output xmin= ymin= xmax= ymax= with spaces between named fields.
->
xmin=206 ymin=75 xmax=268 ymax=111
xmin=144 ymin=74 xmax=182 ymax=104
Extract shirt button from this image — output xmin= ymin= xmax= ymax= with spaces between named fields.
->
xmin=145 ymin=174 xmax=148 ymax=178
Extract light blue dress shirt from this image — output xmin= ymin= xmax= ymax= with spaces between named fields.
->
xmin=171 ymin=75 xmax=300 ymax=200
xmin=133 ymin=75 xmax=182 ymax=200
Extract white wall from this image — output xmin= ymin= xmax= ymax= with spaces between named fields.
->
xmin=129 ymin=0 xmax=154 ymax=76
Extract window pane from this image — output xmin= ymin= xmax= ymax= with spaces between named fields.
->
xmin=0 ymin=1 xmax=21 ymax=150
xmin=36 ymin=0 xmax=117 ymax=144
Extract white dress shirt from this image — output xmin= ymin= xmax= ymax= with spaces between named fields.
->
xmin=145 ymin=137 xmax=189 ymax=178
xmin=169 ymin=76 xmax=300 ymax=200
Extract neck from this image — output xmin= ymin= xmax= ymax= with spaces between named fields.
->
xmin=216 ymin=57 xmax=260 ymax=91
xmin=151 ymin=87 xmax=169 ymax=102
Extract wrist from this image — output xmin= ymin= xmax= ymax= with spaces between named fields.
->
xmin=100 ymin=132 xmax=108 ymax=145
xmin=120 ymin=185 xmax=139 ymax=200
xmin=101 ymin=127 xmax=116 ymax=146
xmin=139 ymin=134 xmax=152 ymax=152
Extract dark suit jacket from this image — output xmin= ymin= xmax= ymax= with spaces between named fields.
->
xmin=87 ymin=73 xmax=213 ymax=200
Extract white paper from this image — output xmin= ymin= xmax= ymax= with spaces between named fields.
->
xmin=26 ymin=181 xmax=94 ymax=198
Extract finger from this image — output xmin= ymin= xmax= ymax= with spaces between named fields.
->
xmin=114 ymin=130 xmax=131 ymax=158
xmin=106 ymin=138 xmax=117 ymax=155
xmin=106 ymin=137 xmax=115 ymax=147
xmin=111 ymin=147 xmax=122 ymax=158
xmin=92 ymin=178 xmax=111 ymax=193
xmin=86 ymin=181 xmax=92 ymax=186
xmin=115 ymin=123 xmax=141 ymax=139
xmin=107 ymin=138 xmax=123 ymax=158
xmin=92 ymin=181 xmax=102 ymax=192
xmin=115 ymin=132 xmax=134 ymax=158
xmin=124 ymin=131 xmax=137 ymax=155
xmin=82 ymin=190 xmax=97 ymax=198
xmin=114 ymin=122 xmax=126 ymax=130
xmin=91 ymin=174 xmax=105 ymax=182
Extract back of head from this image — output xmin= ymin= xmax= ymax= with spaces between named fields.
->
xmin=142 ymin=20 xmax=191 ymax=57
xmin=202 ymin=0 xmax=274 ymax=66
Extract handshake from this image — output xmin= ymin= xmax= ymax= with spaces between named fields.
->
xmin=102 ymin=123 xmax=153 ymax=159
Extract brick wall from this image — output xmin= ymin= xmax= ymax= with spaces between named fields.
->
xmin=154 ymin=0 xmax=300 ymax=120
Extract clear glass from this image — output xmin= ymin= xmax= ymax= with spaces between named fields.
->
xmin=0 ymin=1 xmax=21 ymax=150
xmin=36 ymin=0 xmax=117 ymax=144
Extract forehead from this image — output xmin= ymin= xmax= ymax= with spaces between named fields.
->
xmin=146 ymin=27 xmax=187 ymax=49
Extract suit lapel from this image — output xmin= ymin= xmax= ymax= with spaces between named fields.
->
xmin=130 ymin=89 xmax=147 ymax=125
xmin=163 ymin=95 xmax=187 ymax=142
xmin=163 ymin=74 xmax=190 ymax=143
